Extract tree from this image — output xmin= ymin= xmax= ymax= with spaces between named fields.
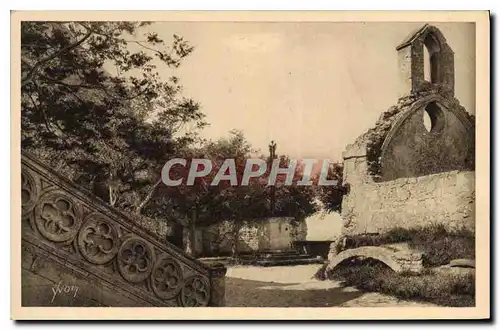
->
xmin=21 ymin=21 xmax=207 ymax=218
xmin=315 ymin=163 xmax=349 ymax=213
xmin=149 ymin=130 xmax=257 ymax=256
xmin=181 ymin=134 xmax=320 ymax=257
xmin=272 ymin=155 xmax=319 ymax=218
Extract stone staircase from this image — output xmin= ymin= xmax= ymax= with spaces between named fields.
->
xmin=199 ymin=249 xmax=323 ymax=267
xmin=21 ymin=153 xmax=226 ymax=307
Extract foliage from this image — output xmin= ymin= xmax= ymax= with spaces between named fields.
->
xmin=148 ymin=130 xmax=257 ymax=225
xmin=329 ymin=259 xmax=475 ymax=307
xmin=263 ymin=155 xmax=319 ymax=218
xmin=365 ymin=106 xmax=402 ymax=180
xmin=155 ymin=131 xmax=321 ymax=224
xmin=154 ymin=130 xmax=320 ymax=255
xmin=313 ymin=263 xmax=329 ymax=281
xmin=21 ymin=21 xmax=206 ymax=216
xmin=315 ymin=224 xmax=476 ymax=305
xmin=20 ymin=21 xmax=326 ymax=255
xmin=315 ymin=162 xmax=348 ymax=213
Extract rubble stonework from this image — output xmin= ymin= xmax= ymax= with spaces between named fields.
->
xmin=195 ymin=217 xmax=303 ymax=256
xmin=348 ymin=88 xmax=475 ymax=184
xmin=396 ymin=24 xmax=455 ymax=98
xmin=341 ymin=170 xmax=475 ymax=236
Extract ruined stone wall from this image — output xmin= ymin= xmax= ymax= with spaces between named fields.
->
xmin=334 ymin=25 xmax=475 ymax=266
xmin=380 ymin=95 xmax=474 ymax=181
xmin=340 ymin=90 xmax=475 ymax=237
xmin=341 ymin=165 xmax=475 ymax=235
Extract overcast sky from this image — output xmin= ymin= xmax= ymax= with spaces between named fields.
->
xmin=139 ymin=22 xmax=475 ymax=161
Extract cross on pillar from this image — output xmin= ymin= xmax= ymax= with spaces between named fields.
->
xmin=268 ymin=141 xmax=277 ymax=217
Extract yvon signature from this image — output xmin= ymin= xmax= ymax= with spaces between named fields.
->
xmin=51 ymin=281 xmax=79 ymax=303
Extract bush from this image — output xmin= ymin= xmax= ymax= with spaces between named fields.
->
xmin=330 ymin=259 xmax=475 ymax=307
xmin=313 ymin=263 xmax=328 ymax=281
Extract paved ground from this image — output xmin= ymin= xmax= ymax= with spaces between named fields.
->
xmin=225 ymin=264 xmax=437 ymax=307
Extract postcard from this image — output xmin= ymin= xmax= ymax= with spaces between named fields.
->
xmin=11 ymin=10 xmax=490 ymax=320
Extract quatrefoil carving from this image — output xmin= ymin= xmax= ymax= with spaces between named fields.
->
xmin=151 ymin=255 xmax=184 ymax=300
xmin=117 ymin=237 xmax=154 ymax=283
xmin=78 ymin=214 xmax=119 ymax=264
xmin=180 ymin=275 xmax=210 ymax=307
xmin=34 ymin=191 xmax=82 ymax=242
xmin=21 ymin=170 xmax=38 ymax=216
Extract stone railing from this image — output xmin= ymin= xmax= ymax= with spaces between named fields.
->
xmin=21 ymin=153 xmax=226 ymax=307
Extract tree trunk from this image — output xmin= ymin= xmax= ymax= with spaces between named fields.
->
xmin=184 ymin=208 xmax=197 ymax=257
xmin=108 ymin=185 xmax=117 ymax=207
xmin=135 ymin=179 xmax=162 ymax=216
xmin=166 ymin=221 xmax=184 ymax=249
xmin=231 ymin=220 xmax=240 ymax=258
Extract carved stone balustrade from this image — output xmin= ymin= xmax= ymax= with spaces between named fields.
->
xmin=21 ymin=153 xmax=226 ymax=307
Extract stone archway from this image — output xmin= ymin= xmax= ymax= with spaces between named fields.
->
xmin=325 ymin=246 xmax=403 ymax=274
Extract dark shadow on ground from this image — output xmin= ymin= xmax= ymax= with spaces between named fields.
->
xmin=225 ymin=277 xmax=364 ymax=307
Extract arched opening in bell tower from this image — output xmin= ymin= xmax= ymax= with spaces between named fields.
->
xmin=423 ymin=33 xmax=441 ymax=84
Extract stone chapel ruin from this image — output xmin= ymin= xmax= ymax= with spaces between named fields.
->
xmin=326 ymin=24 xmax=475 ymax=273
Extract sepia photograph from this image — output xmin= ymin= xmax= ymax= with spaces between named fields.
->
xmin=10 ymin=10 xmax=490 ymax=320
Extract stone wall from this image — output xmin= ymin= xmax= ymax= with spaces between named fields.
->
xmin=239 ymin=221 xmax=261 ymax=251
xmin=349 ymin=90 xmax=474 ymax=184
xmin=341 ymin=167 xmax=475 ymax=235
xmin=341 ymin=92 xmax=475 ymax=236
xmin=21 ymin=153 xmax=226 ymax=307
xmin=195 ymin=217 xmax=306 ymax=256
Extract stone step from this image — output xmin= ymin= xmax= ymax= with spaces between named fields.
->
xmin=239 ymin=253 xmax=311 ymax=261
xmin=197 ymin=256 xmax=232 ymax=263
xmin=252 ymin=258 xmax=323 ymax=267
xmin=198 ymin=254 xmax=322 ymax=267
xmin=257 ymin=249 xmax=300 ymax=255
xmin=198 ymin=257 xmax=234 ymax=267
